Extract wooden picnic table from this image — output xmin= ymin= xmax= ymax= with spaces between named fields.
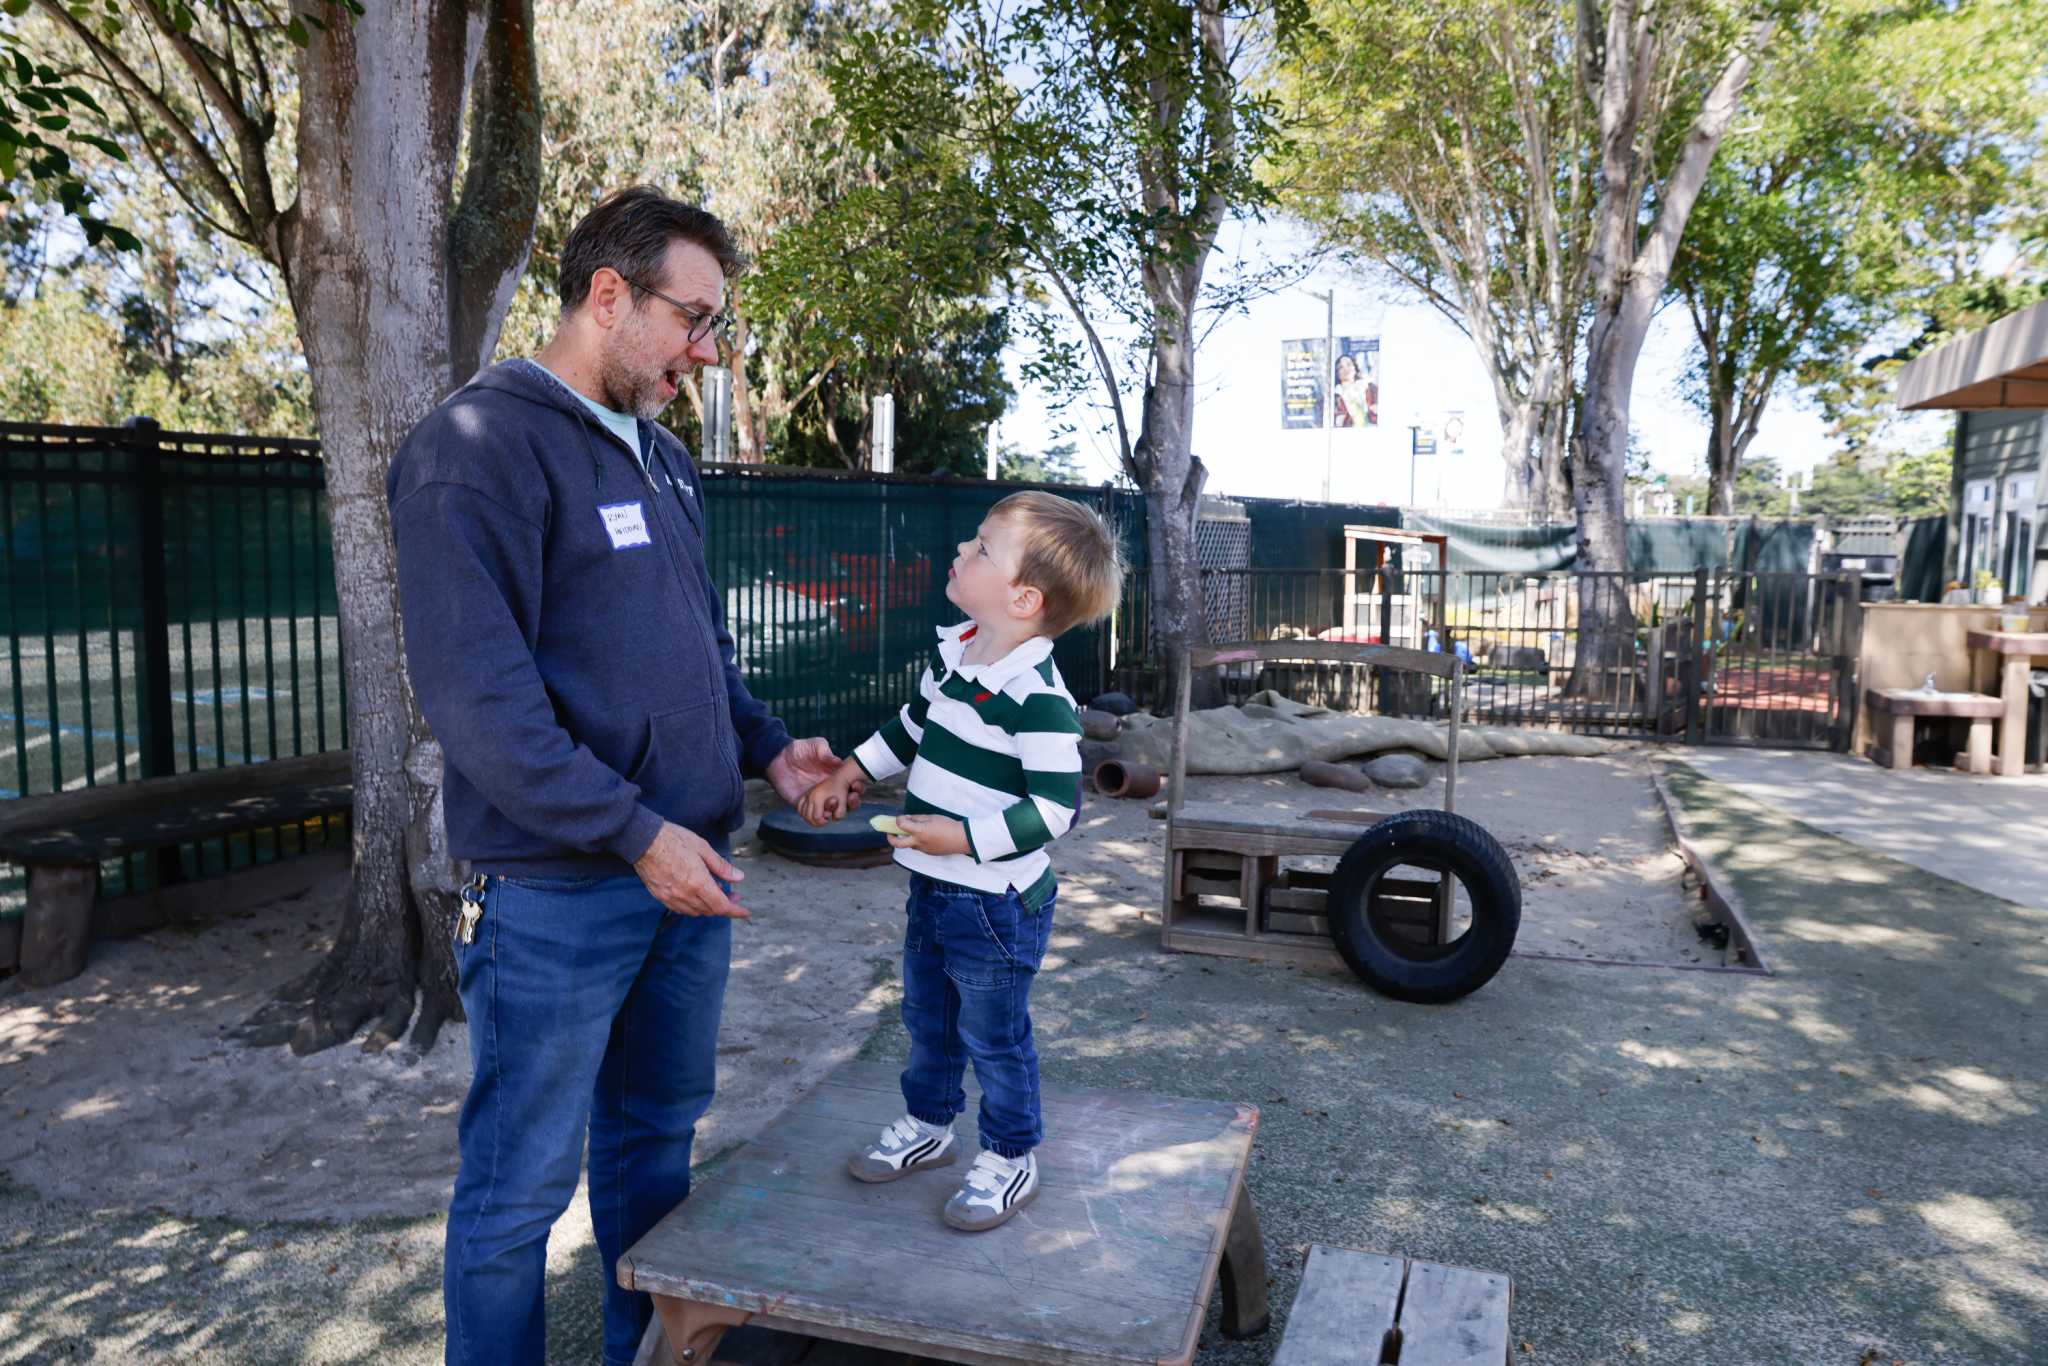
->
xmin=1966 ymin=630 xmax=2048 ymax=776
xmin=622 ymin=1060 xmax=1268 ymax=1366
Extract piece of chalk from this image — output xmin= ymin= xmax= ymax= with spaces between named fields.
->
xmin=868 ymin=814 xmax=905 ymax=836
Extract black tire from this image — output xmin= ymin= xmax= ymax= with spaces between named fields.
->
xmin=1326 ymin=809 xmax=1520 ymax=1004
xmin=757 ymin=804 xmax=899 ymax=855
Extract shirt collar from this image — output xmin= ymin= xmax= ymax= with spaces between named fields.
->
xmin=936 ymin=621 xmax=1054 ymax=692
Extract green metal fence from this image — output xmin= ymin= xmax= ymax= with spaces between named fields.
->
xmin=1 ymin=420 xmax=350 ymax=906
xmin=697 ymin=464 xmax=1148 ymax=754
xmin=0 ymin=426 xmax=1153 ymax=918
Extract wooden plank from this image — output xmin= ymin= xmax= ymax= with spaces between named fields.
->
xmin=661 ymin=1178 xmax=1211 ymax=1306
xmin=1865 ymin=687 xmax=2004 ymax=719
xmin=624 ymin=1203 xmax=1201 ymax=1366
xmin=1966 ymin=629 xmax=2048 ymax=655
xmin=0 ymin=749 xmax=349 ymax=837
xmin=0 ymin=749 xmax=353 ymax=863
xmin=1395 ymin=1261 xmax=1512 ymax=1366
xmin=1268 ymin=1246 xmax=1404 ymax=1366
xmin=1189 ymin=639 xmax=1458 ymax=679
xmin=709 ymin=1139 xmax=1223 ymax=1253
xmin=1162 ymin=927 xmax=1347 ymax=972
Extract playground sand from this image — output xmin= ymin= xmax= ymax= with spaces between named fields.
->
xmin=0 ymin=750 xmax=1695 ymax=1223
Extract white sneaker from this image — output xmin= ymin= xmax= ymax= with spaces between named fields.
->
xmin=942 ymin=1149 xmax=1038 ymax=1231
xmin=848 ymin=1114 xmax=958 ymax=1183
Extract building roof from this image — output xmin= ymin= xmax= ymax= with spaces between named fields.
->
xmin=1896 ymin=298 xmax=2048 ymax=410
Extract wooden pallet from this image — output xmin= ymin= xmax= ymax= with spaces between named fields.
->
xmin=1161 ymin=803 xmax=1452 ymax=970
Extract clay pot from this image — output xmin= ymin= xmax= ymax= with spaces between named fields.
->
xmin=1093 ymin=759 xmax=1163 ymax=799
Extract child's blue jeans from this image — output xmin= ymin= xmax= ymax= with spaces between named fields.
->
xmin=898 ymin=872 xmax=1056 ymax=1159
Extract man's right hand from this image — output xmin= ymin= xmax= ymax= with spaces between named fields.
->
xmin=634 ymin=821 xmax=749 ymax=919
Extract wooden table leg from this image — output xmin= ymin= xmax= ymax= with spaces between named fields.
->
xmin=2000 ymin=656 xmax=2030 ymax=777
xmin=1218 ymin=1182 xmax=1271 ymax=1339
xmin=648 ymin=1296 xmax=752 ymax=1365
xmin=20 ymin=862 xmax=97 ymax=989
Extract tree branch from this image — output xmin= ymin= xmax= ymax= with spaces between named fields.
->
xmin=32 ymin=0 xmax=258 ymax=244
xmin=447 ymin=0 xmax=542 ymax=382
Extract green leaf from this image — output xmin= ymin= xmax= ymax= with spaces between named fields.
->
xmin=10 ymin=50 xmax=29 ymax=84
xmin=0 ymin=0 xmax=29 ymax=16
xmin=36 ymin=114 xmax=68 ymax=131
xmin=76 ymin=133 xmax=124 ymax=160
xmin=286 ymin=16 xmax=309 ymax=46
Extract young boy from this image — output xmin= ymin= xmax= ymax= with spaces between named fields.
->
xmin=798 ymin=491 xmax=1122 ymax=1232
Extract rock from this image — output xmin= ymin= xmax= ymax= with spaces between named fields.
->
xmin=1300 ymin=759 xmax=1372 ymax=792
xmin=1078 ymin=708 xmax=1122 ymax=741
xmin=1365 ymin=753 xmax=1432 ymax=789
xmin=1090 ymin=690 xmax=1138 ymax=716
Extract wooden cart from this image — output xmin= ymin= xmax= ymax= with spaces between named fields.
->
xmin=1160 ymin=639 xmax=1480 ymax=978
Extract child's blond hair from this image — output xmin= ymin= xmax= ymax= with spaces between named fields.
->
xmin=990 ymin=491 xmax=1125 ymax=637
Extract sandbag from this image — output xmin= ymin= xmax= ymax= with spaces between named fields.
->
xmin=1118 ymin=691 xmax=1612 ymax=776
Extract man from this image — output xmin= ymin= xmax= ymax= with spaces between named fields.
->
xmin=387 ymin=187 xmax=849 ymax=1366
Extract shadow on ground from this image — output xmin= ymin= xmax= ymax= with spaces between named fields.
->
xmin=3 ymin=765 xmax=2044 ymax=1362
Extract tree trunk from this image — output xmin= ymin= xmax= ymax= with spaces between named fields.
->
xmin=1538 ymin=395 xmax=1572 ymax=520
xmin=1499 ymin=401 xmax=1539 ymax=508
xmin=728 ymin=300 xmax=765 ymax=462
xmin=1706 ymin=384 xmax=1737 ymax=516
xmin=1138 ymin=308 xmax=1218 ymax=714
xmin=237 ymin=0 xmax=540 ymax=1057
xmin=1565 ymin=2 xmax=1768 ymax=699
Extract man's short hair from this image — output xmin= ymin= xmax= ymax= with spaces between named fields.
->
xmin=991 ymin=491 xmax=1125 ymax=638
xmin=557 ymin=187 xmax=744 ymax=314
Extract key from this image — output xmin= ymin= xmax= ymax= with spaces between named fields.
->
xmin=458 ymin=899 xmax=482 ymax=945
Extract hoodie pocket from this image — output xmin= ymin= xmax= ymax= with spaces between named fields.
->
xmin=629 ymin=699 xmax=743 ymax=833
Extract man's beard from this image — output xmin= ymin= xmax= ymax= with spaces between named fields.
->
xmin=597 ymin=311 xmax=674 ymax=420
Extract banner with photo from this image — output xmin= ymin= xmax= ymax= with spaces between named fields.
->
xmin=1333 ymin=336 xmax=1379 ymax=428
xmin=1280 ymin=335 xmax=1380 ymax=428
xmin=1280 ymin=337 xmax=1327 ymax=429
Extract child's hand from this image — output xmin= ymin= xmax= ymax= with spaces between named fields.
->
xmin=797 ymin=763 xmax=863 ymax=826
xmin=887 ymin=814 xmax=971 ymax=857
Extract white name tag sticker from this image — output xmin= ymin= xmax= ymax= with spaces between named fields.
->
xmin=599 ymin=501 xmax=653 ymax=549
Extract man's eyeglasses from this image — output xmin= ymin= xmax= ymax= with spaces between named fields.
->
xmin=626 ymin=276 xmax=733 ymax=347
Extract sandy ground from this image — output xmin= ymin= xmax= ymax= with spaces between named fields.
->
xmin=7 ymin=752 xmax=2043 ymax=1362
xmin=0 ymin=751 xmax=1699 ymax=1227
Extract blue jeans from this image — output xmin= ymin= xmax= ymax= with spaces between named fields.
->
xmin=443 ymin=871 xmax=731 ymax=1366
xmin=898 ymin=873 xmax=1056 ymax=1160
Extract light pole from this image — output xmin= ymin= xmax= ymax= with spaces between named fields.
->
xmin=1306 ymin=287 xmax=1335 ymax=502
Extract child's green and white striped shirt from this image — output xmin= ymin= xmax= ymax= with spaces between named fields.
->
xmin=852 ymin=621 xmax=1084 ymax=906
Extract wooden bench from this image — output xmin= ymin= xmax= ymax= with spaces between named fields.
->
xmin=0 ymin=750 xmax=352 ymax=987
xmin=625 ymin=1059 xmax=1269 ymax=1366
xmin=1864 ymin=688 xmax=2004 ymax=775
xmin=1273 ymin=1245 xmax=1511 ymax=1366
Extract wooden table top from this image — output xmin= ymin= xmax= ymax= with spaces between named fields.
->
xmin=1865 ymin=687 xmax=2007 ymax=718
xmin=1967 ymin=629 xmax=2048 ymax=655
xmin=620 ymin=1061 xmax=1259 ymax=1366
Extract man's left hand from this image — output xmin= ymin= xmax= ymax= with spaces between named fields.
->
xmin=769 ymin=736 xmax=853 ymax=808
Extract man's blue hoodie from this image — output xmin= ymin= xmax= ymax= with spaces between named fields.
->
xmin=386 ymin=359 xmax=789 ymax=878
